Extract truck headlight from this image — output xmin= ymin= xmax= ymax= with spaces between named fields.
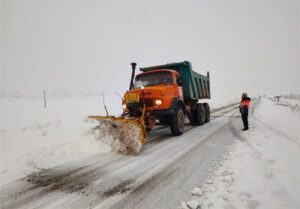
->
xmin=155 ymin=99 xmax=162 ymax=106
xmin=122 ymin=104 xmax=127 ymax=109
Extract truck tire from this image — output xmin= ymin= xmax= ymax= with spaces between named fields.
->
xmin=170 ymin=105 xmax=185 ymax=136
xmin=203 ymin=103 xmax=210 ymax=123
xmin=193 ymin=103 xmax=205 ymax=126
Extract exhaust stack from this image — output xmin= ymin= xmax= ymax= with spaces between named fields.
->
xmin=129 ymin=62 xmax=137 ymax=90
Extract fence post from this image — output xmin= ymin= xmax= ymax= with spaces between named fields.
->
xmin=43 ymin=90 xmax=46 ymax=108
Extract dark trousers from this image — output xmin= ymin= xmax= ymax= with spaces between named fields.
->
xmin=242 ymin=113 xmax=248 ymax=130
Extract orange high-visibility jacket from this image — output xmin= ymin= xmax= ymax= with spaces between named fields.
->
xmin=240 ymin=97 xmax=251 ymax=108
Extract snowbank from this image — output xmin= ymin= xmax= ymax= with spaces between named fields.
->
xmin=277 ymin=97 xmax=300 ymax=112
xmin=182 ymin=98 xmax=300 ymax=209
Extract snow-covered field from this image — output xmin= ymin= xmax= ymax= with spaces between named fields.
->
xmin=0 ymin=92 xmax=114 ymax=186
xmin=0 ymin=91 xmax=238 ymax=186
xmin=182 ymin=98 xmax=300 ymax=209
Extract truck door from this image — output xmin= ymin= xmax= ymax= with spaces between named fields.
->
xmin=176 ymin=75 xmax=184 ymax=100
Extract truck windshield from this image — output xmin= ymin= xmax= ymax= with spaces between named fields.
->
xmin=134 ymin=71 xmax=173 ymax=88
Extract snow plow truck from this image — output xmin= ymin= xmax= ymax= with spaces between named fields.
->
xmin=89 ymin=61 xmax=211 ymax=154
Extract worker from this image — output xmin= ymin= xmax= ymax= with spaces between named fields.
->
xmin=239 ymin=93 xmax=251 ymax=131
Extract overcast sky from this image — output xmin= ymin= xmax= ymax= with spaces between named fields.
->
xmin=1 ymin=1 xmax=300 ymax=99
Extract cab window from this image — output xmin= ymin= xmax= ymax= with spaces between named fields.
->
xmin=134 ymin=71 xmax=173 ymax=88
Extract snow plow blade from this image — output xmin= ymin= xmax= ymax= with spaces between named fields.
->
xmin=88 ymin=115 xmax=147 ymax=155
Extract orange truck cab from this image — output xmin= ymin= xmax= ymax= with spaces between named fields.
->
xmin=123 ymin=61 xmax=211 ymax=136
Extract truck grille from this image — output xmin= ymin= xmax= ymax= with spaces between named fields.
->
xmin=144 ymin=99 xmax=153 ymax=107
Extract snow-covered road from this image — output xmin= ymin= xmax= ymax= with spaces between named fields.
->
xmin=0 ymin=103 xmax=242 ymax=209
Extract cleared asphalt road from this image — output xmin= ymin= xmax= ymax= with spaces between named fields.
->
xmin=0 ymin=103 xmax=246 ymax=209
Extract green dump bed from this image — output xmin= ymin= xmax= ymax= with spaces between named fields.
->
xmin=140 ymin=61 xmax=210 ymax=101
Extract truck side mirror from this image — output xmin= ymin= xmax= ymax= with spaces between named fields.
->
xmin=177 ymin=77 xmax=183 ymax=86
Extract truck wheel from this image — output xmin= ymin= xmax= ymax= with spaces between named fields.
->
xmin=203 ymin=103 xmax=210 ymax=123
xmin=170 ymin=105 xmax=185 ymax=136
xmin=193 ymin=103 xmax=205 ymax=126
